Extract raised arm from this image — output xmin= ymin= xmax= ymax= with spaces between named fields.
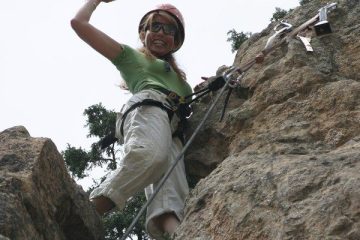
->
xmin=70 ymin=0 xmax=123 ymax=61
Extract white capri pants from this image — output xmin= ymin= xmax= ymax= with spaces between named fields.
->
xmin=89 ymin=89 xmax=189 ymax=239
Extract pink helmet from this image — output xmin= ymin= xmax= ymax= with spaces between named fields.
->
xmin=138 ymin=3 xmax=185 ymax=52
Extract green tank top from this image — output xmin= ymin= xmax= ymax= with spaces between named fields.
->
xmin=112 ymin=44 xmax=192 ymax=97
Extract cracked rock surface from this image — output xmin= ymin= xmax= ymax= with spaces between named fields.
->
xmin=182 ymin=0 xmax=360 ymax=239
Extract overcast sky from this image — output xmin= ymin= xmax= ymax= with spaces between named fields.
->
xmin=1 ymin=0 xmax=300 ymax=186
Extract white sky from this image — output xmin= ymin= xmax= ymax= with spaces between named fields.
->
xmin=1 ymin=0 xmax=299 ymax=187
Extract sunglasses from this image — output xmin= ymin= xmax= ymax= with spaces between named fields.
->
xmin=149 ymin=22 xmax=178 ymax=36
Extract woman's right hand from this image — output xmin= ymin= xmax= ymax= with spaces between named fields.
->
xmin=71 ymin=0 xmax=123 ymax=62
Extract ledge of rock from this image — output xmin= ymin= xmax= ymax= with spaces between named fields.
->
xmin=0 ymin=126 xmax=104 ymax=240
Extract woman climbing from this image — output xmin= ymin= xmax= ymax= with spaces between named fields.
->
xmin=71 ymin=1 xmax=192 ymax=239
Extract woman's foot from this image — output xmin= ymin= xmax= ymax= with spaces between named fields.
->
xmin=154 ymin=212 xmax=180 ymax=237
xmin=91 ymin=195 xmax=115 ymax=215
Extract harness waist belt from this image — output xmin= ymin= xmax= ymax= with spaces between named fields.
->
xmin=120 ymin=99 xmax=174 ymax=137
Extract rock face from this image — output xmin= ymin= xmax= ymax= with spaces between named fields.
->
xmin=0 ymin=126 xmax=104 ymax=240
xmin=181 ymin=0 xmax=360 ymax=239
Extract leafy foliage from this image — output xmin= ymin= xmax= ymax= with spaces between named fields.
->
xmin=84 ymin=103 xmax=117 ymax=139
xmin=104 ymin=193 xmax=148 ymax=240
xmin=62 ymin=103 xmax=149 ymax=239
xmin=63 ymin=144 xmax=90 ymax=178
xmin=300 ymin=0 xmax=312 ymax=6
xmin=270 ymin=7 xmax=289 ymax=22
xmin=63 ymin=103 xmax=118 ymax=177
xmin=226 ymin=29 xmax=251 ymax=53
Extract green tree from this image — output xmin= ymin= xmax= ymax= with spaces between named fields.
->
xmin=300 ymin=0 xmax=312 ymax=6
xmin=104 ymin=193 xmax=148 ymax=240
xmin=226 ymin=29 xmax=251 ymax=53
xmin=62 ymin=103 xmax=149 ymax=240
xmin=270 ymin=7 xmax=289 ymax=22
xmin=62 ymin=144 xmax=90 ymax=178
xmin=63 ymin=103 xmax=119 ymax=174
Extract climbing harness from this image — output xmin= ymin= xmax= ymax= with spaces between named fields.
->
xmin=118 ymin=88 xmax=192 ymax=145
xmin=117 ymin=2 xmax=338 ymax=239
xmin=99 ymin=81 xmax=228 ymax=149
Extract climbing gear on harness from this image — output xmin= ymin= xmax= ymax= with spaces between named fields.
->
xmin=98 ymin=89 xmax=194 ymax=150
xmin=98 ymin=88 xmax=193 ymax=149
xmin=119 ymin=99 xmax=173 ymax=137
xmin=118 ymin=88 xmax=192 ymax=145
xmin=139 ymin=3 xmax=185 ymax=52
xmin=118 ymin=4 xmax=338 ymax=239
